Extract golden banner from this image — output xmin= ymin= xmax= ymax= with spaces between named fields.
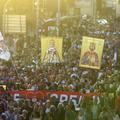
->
xmin=79 ymin=36 xmax=104 ymax=69
xmin=41 ymin=37 xmax=63 ymax=63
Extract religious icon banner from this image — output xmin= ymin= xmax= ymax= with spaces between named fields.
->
xmin=41 ymin=37 xmax=63 ymax=63
xmin=79 ymin=36 xmax=104 ymax=69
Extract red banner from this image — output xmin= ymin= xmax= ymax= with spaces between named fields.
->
xmin=0 ymin=90 xmax=101 ymax=106
xmin=2 ymin=90 xmax=100 ymax=103
xmin=1 ymin=90 xmax=101 ymax=98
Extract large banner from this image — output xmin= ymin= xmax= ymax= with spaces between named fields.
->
xmin=79 ymin=36 xmax=104 ymax=69
xmin=3 ymin=15 xmax=26 ymax=33
xmin=0 ymin=90 xmax=100 ymax=106
xmin=41 ymin=37 xmax=63 ymax=63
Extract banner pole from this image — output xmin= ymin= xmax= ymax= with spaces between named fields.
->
xmin=57 ymin=0 xmax=60 ymax=37
xmin=34 ymin=0 xmax=40 ymax=69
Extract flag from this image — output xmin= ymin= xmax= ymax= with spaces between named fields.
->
xmin=0 ymin=32 xmax=11 ymax=61
xmin=79 ymin=36 xmax=104 ymax=69
xmin=41 ymin=37 xmax=63 ymax=63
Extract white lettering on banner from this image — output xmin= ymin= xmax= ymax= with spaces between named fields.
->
xmin=11 ymin=91 xmax=100 ymax=105
xmin=78 ymin=96 xmax=83 ymax=105
xmin=50 ymin=94 xmax=80 ymax=105
xmin=14 ymin=94 xmax=20 ymax=101
xmin=60 ymin=94 xmax=68 ymax=103
xmin=50 ymin=94 xmax=59 ymax=99
xmin=69 ymin=95 xmax=78 ymax=106
xmin=13 ymin=93 xmax=88 ymax=106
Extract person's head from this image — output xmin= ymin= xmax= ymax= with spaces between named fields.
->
xmin=89 ymin=42 xmax=96 ymax=51
xmin=50 ymin=105 xmax=56 ymax=113
xmin=65 ymin=104 xmax=71 ymax=111
xmin=22 ymin=109 xmax=28 ymax=116
xmin=57 ymin=102 xmax=64 ymax=110
xmin=49 ymin=39 xmax=55 ymax=48
xmin=45 ymin=100 xmax=51 ymax=108
xmin=102 ymin=106 xmax=108 ymax=112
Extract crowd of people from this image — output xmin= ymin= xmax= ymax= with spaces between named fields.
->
xmin=0 ymin=15 xmax=120 ymax=120
xmin=0 ymin=93 xmax=120 ymax=120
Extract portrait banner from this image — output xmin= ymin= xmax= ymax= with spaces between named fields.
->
xmin=41 ymin=37 xmax=63 ymax=63
xmin=79 ymin=36 xmax=104 ymax=69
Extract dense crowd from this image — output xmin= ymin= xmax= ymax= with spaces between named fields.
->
xmin=0 ymin=15 xmax=120 ymax=120
xmin=0 ymin=93 xmax=120 ymax=120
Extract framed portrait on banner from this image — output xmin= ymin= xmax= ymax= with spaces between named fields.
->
xmin=79 ymin=36 xmax=104 ymax=69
